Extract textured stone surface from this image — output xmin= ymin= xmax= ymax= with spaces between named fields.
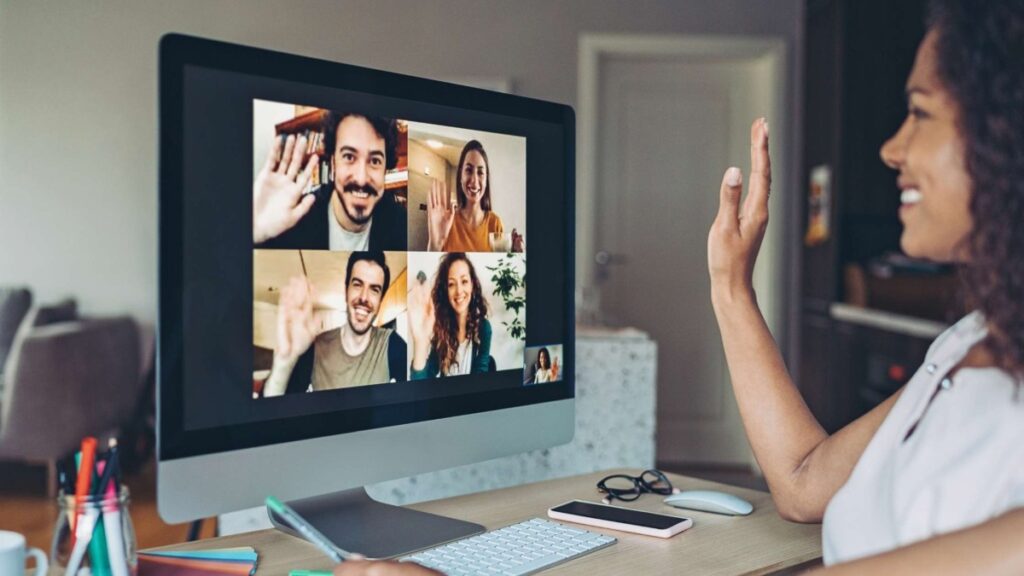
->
xmin=369 ymin=332 xmax=657 ymax=504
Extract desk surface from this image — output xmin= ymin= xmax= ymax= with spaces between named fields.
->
xmin=151 ymin=470 xmax=822 ymax=575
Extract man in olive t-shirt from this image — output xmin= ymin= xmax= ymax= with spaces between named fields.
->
xmin=263 ymin=251 xmax=407 ymax=396
xmin=310 ymin=318 xmax=397 ymax=391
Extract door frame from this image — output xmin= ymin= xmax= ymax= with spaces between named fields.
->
xmin=578 ymin=33 xmax=787 ymax=334
xmin=577 ymin=34 xmax=788 ymax=468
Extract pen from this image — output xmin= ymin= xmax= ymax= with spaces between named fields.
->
xmin=97 ymin=438 xmax=120 ymax=496
xmin=103 ymin=441 xmax=130 ymax=576
xmin=71 ymin=437 xmax=98 ymax=543
xmin=265 ymin=496 xmax=351 ymax=564
xmin=289 ymin=571 xmax=334 ymax=576
xmin=64 ymin=507 xmax=99 ymax=576
xmin=57 ymin=455 xmax=75 ymax=494
xmin=89 ymin=453 xmax=113 ymax=576
xmin=90 ymin=512 xmax=113 ymax=576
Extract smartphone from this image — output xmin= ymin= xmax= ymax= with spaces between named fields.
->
xmin=548 ymin=500 xmax=693 ymax=538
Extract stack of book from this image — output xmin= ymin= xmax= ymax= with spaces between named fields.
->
xmin=138 ymin=546 xmax=258 ymax=575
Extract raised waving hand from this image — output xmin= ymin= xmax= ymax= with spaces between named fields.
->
xmin=253 ymin=133 xmax=319 ymax=244
xmin=707 ymin=117 xmax=771 ymax=298
xmin=427 ymin=178 xmax=456 ymax=251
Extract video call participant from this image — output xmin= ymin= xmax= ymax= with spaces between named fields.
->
xmin=533 ymin=347 xmax=554 ymax=383
xmin=408 ymin=253 xmax=492 ymax=379
xmin=253 ymin=112 xmax=407 ymax=251
xmin=263 ymin=251 xmax=407 ymax=397
xmin=427 ymin=140 xmax=523 ymax=252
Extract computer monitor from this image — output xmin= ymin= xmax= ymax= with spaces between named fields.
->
xmin=157 ymin=34 xmax=575 ymax=557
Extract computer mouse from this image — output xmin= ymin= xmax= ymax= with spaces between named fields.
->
xmin=663 ymin=490 xmax=753 ymax=516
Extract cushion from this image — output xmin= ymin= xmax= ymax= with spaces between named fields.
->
xmin=32 ymin=298 xmax=77 ymax=327
xmin=0 ymin=287 xmax=32 ymax=373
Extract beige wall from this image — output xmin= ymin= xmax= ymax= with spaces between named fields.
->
xmin=407 ymin=139 xmax=452 ymax=251
xmin=0 ymin=0 xmax=802 ymax=323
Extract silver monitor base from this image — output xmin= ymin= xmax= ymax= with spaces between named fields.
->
xmin=268 ymin=487 xmax=486 ymax=560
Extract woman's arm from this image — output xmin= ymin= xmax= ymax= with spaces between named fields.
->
xmin=708 ymin=119 xmax=900 ymax=522
xmin=804 ymin=509 xmax=1024 ymax=575
xmin=410 ymin=350 xmax=439 ymax=380
xmin=714 ymin=286 xmax=902 ymax=521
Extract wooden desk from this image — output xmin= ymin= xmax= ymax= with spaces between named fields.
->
xmin=150 ymin=470 xmax=822 ymax=575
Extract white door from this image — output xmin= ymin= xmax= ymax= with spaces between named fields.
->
xmin=580 ymin=36 xmax=786 ymax=467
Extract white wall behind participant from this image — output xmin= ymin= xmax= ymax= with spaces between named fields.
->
xmin=252 ymin=100 xmax=295 ymax=181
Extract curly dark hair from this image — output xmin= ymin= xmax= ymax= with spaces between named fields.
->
xmin=322 ymin=111 xmax=400 ymax=171
xmin=926 ymin=0 xmax=1024 ymax=379
xmin=431 ymin=253 xmax=489 ymax=376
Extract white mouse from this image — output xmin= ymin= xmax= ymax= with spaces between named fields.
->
xmin=663 ymin=490 xmax=753 ymax=516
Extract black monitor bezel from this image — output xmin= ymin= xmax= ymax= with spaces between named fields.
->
xmin=158 ymin=34 xmax=575 ymax=461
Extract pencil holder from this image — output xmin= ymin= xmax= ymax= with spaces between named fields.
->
xmin=52 ymin=486 xmax=137 ymax=576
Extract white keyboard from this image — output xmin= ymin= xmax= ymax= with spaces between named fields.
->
xmin=399 ymin=518 xmax=616 ymax=575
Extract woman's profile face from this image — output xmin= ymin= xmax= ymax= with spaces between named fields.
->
xmin=539 ymin=350 xmax=550 ymax=369
xmin=880 ymin=30 xmax=973 ymax=263
xmin=460 ymin=149 xmax=488 ymax=206
xmin=446 ymin=259 xmax=473 ymax=316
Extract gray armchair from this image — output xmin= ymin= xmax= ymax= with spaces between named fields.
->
xmin=0 ymin=303 xmax=145 ymax=466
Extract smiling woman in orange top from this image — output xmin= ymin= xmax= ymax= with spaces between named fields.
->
xmin=427 ymin=140 xmax=523 ymax=252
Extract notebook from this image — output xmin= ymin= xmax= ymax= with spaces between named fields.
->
xmin=138 ymin=546 xmax=258 ymax=576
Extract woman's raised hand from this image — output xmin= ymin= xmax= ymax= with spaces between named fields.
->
xmin=408 ymin=275 xmax=436 ymax=370
xmin=511 ymin=228 xmax=525 ymax=253
xmin=707 ymin=118 xmax=772 ymax=301
xmin=427 ymin=178 xmax=456 ymax=251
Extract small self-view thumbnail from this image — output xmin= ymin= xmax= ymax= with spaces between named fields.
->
xmin=524 ymin=344 xmax=563 ymax=385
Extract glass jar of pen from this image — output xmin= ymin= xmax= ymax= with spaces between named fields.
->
xmin=53 ymin=486 xmax=137 ymax=575
xmin=51 ymin=437 xmax=137 ymax=576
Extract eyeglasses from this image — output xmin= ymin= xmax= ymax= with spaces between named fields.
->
xmin=596 ymin=469 xmax=678 ymax=504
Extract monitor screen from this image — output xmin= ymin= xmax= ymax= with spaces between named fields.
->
xmin=159 ymin=35 xmax=575 ymax=461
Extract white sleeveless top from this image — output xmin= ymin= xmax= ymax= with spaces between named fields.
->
xmin=822 ymin=312 xmax=1024 ymax=564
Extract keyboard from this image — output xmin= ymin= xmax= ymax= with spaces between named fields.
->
xmin=399 ymin=518 xmax=616 ymax=575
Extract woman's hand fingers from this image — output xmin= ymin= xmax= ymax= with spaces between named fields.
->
xmin=742 ymin=118 xmax=771 ymax=229
xmin=430 ymin=178 xmax=442 ymax=211
xmin=716 ymin=167 xmax=743 ymax=234
xmin=707 ymin=117 xmax=772 ymax=295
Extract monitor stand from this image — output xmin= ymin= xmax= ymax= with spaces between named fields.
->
xmin=268 ymin=487 xmax=485 ymax=559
